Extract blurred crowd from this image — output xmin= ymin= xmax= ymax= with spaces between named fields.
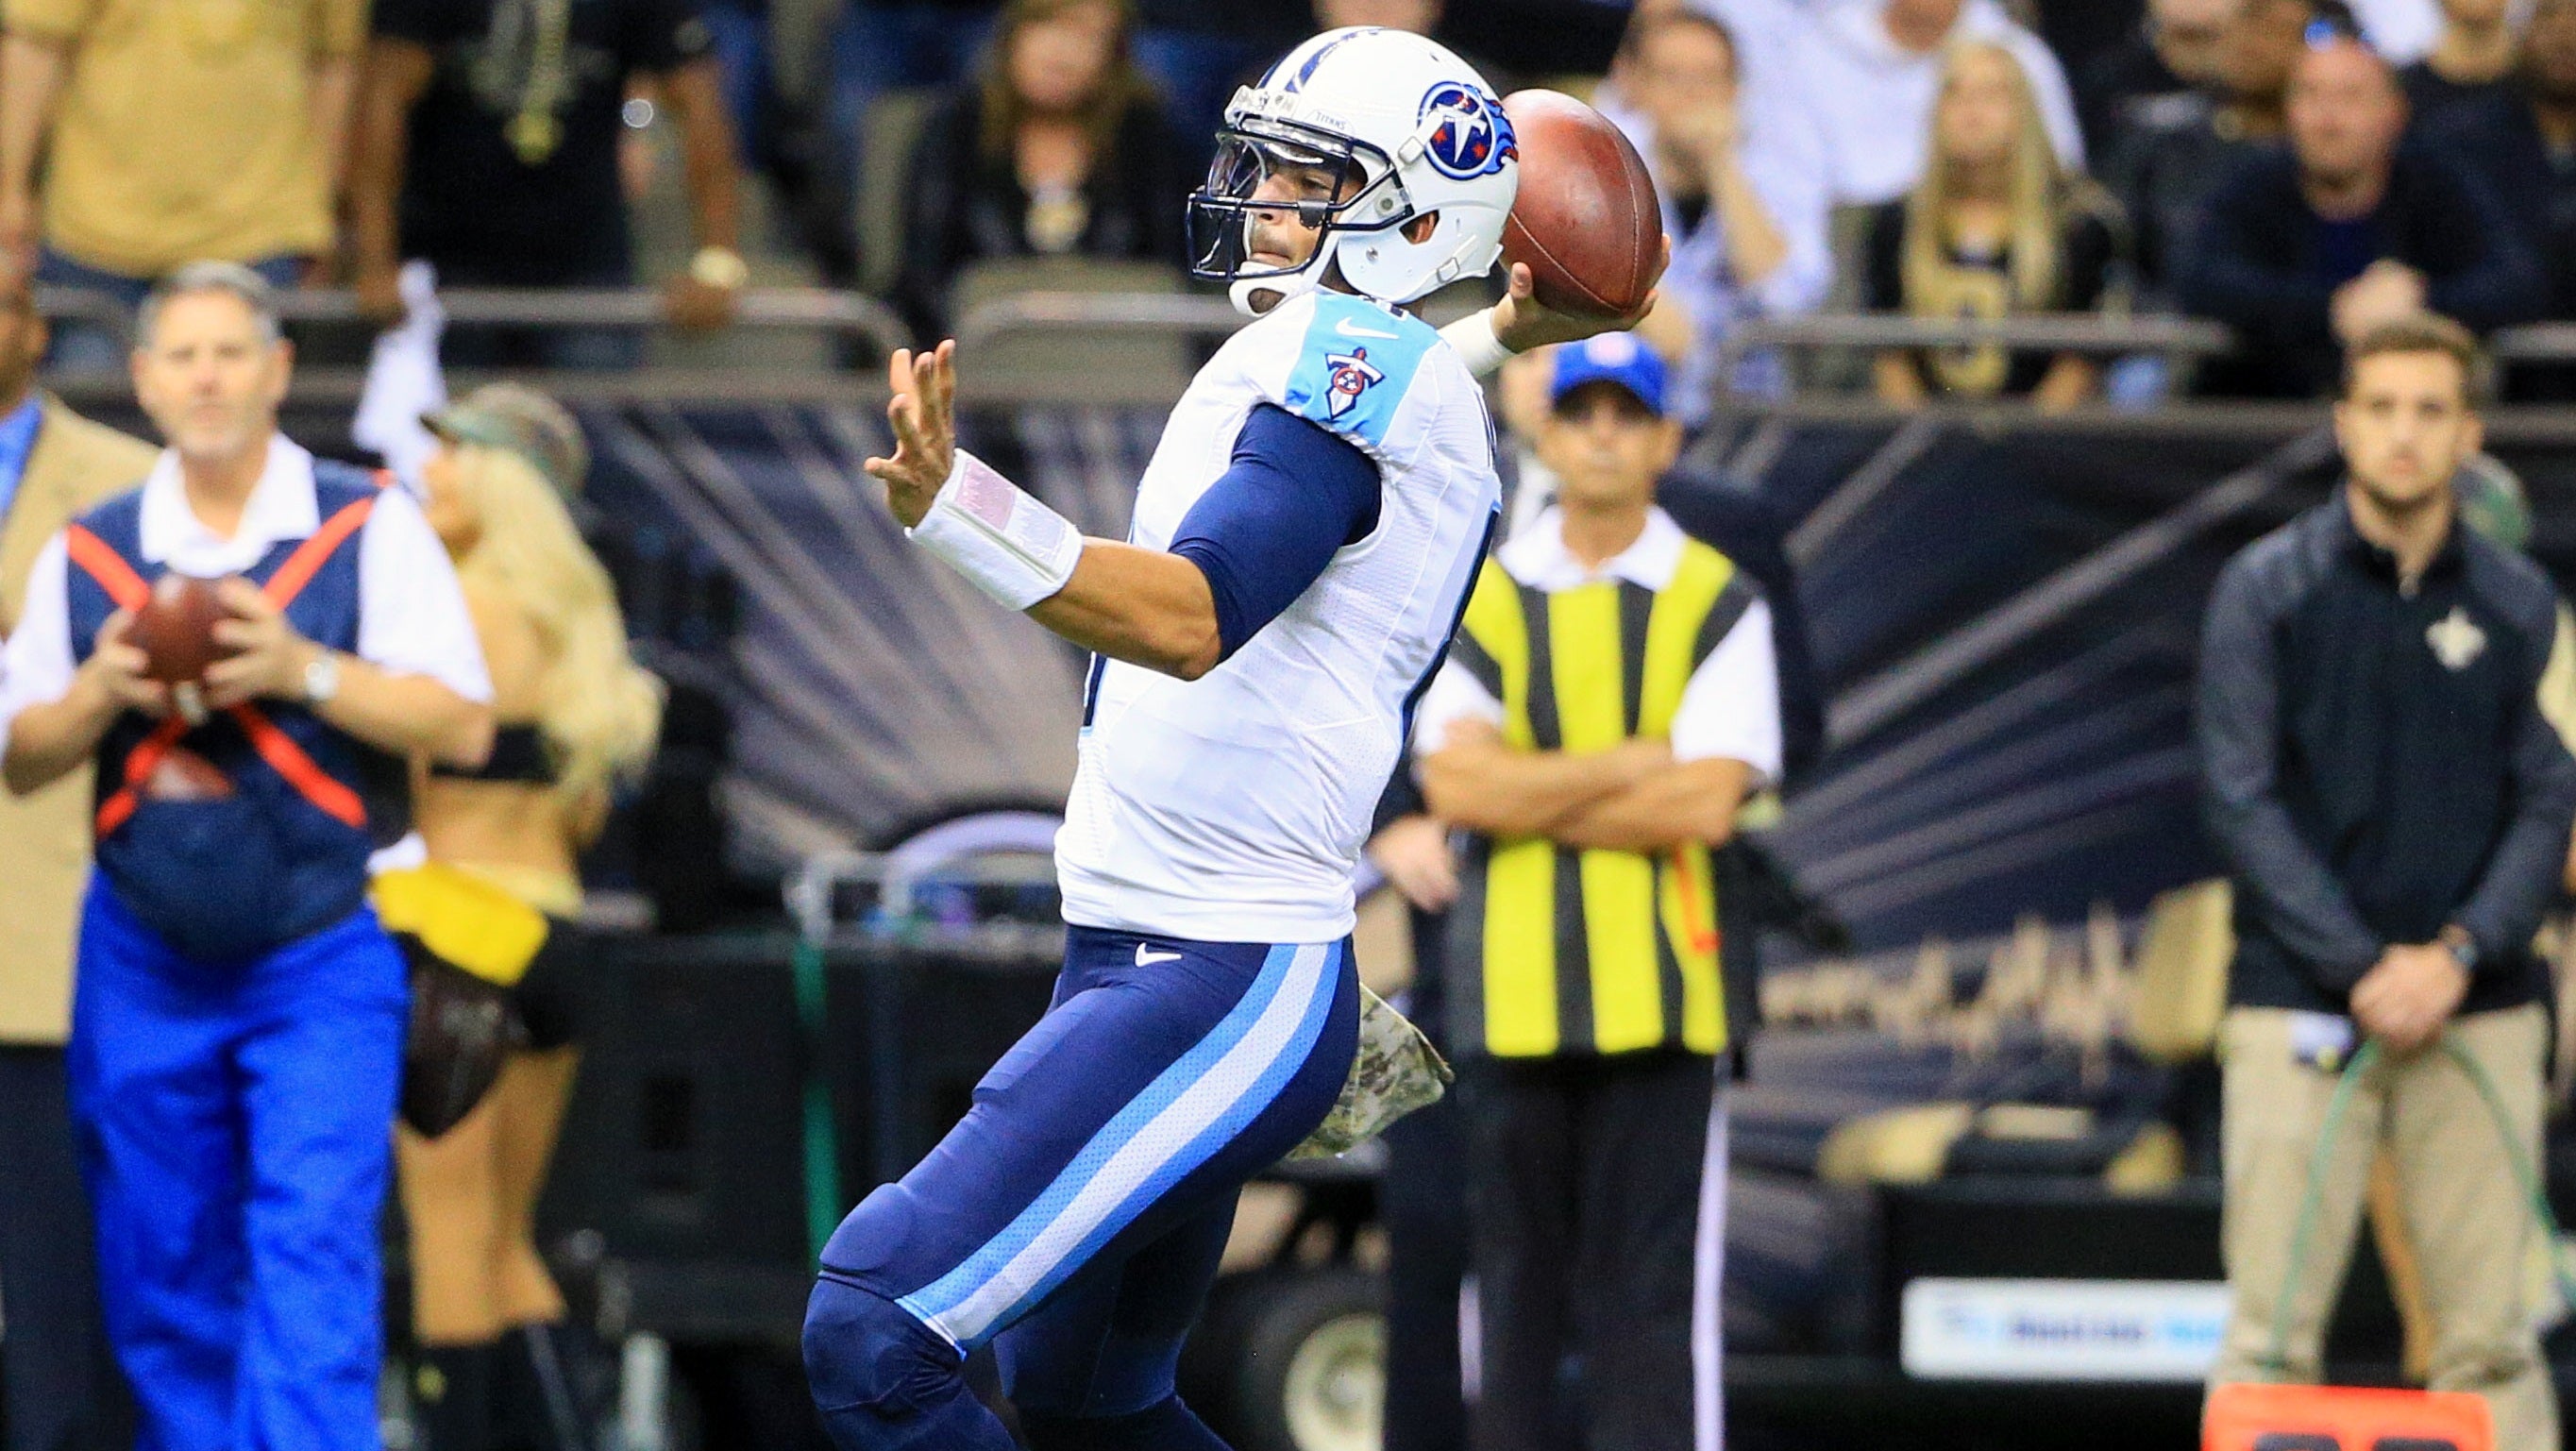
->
xmin=4 ymin=0 xmax=2573 ymax=408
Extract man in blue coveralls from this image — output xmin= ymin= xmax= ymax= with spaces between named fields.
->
xmin=0 ymin=262 xmax=496 ymax=1451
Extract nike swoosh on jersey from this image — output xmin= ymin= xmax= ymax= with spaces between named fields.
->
xmin=1136 ymin=944 xmax=1185 ymax=966
xmin=1334 ymin=317 xmax=1399 ymax=340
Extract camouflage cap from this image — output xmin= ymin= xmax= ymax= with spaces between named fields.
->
xmin=424 ymin=383 xmax=589 ymax=498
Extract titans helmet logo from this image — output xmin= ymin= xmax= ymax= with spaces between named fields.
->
xmin=1418 ymin=83 xmax=1515 ymax=180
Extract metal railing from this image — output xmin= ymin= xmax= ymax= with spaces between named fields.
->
xmin=36 ymin=281 xmax=914 ymax=361
xmin=45 ymin=283 xmax=2576 ymax=413
xmin=2487 ymin=323 xmax=2576 ymax=363
xmin=950 ymin=291 xmax=1243 ymax=352
xmin=1712 ymin=312 xmax=2238 ymax=395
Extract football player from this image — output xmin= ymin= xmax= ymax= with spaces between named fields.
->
xmin=802 ymin=26 xmax=1649 ymax=1450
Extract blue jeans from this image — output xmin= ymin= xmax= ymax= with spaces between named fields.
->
xmin=68 ymin=885 xmax=408 ymax=1451
xmin=38 ymin=249 xmax=305 ymax=371
xmin=803 ymin=928 xmax=1358 ymax=1449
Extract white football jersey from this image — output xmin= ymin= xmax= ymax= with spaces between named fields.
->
xmin=1056 ymin=290 xmax=1501 ymax=943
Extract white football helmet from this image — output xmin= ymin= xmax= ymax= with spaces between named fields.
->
xmin=1188 ymin=27 xmax=1519 ymax=317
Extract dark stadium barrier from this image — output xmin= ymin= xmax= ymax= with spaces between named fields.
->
xmin=1712 ymin=400 xmax=2576 ymax=952
xmin=533 ymin=927 xmax=1062 ymax=1341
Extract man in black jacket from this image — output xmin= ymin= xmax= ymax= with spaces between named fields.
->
xmin=2197 ymin=313 xmax=2576 ymax=1448
xmin=2180 ymin=27 xmax=2545 ymax=397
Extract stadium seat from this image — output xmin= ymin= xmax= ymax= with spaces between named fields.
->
xmin=2129 ymin=878 xmax=2234 ymax=1064
xmin=946 ymin=255 xmax=1192 ymax=399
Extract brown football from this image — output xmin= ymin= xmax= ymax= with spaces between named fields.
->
xmin=1500 ymin=90 xmax=1666 ymax=317
xmin=129 ymin=573 xmax=234 ymax=684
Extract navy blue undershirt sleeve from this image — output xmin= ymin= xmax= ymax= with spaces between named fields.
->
xmin=1169 ymin=403 xmax=1382 ymax=663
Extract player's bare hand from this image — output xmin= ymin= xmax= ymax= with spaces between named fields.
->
xmin=866 ymin=340 xmax=959 ymax=529
xmin=76 ymin=611 xmax=168 ymax=717
xmin=1488 ymin=236 xmax=1671 ymax=354
xmin=204 ymin=580 xmax=317 ymax=709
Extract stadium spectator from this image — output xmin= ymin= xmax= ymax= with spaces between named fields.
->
xmin=1599 ymin=0 xmax=1833 ymax=213
xmin=1419 ymin=333 xmax=1780 ymax=1451
xmin=2430 ymin=0 xmax=2576 ymax=396
xmin=398 ymin=384 xmax=661 ymax=1451
xmin=2076 ymin=0 xmax=2235 ymax=157
xmin=2400 ymin=0 xmax=2522 ymax=133
xmin=1865 ymin=40 xmax=2122 ymax=409
xmin=892 ymin=0 xmax=1185 ymax=339
xmin=1616 ymin=11 xmax=1831 ymax=426
xmin=0 ymin=263 xmax=494 ymax=1451
xmin=2179 ymin=27 xmax=2545 ymax=397
xmin=0 ymin=0 xmax=361 ymax=367
xmin=2106 ymin=0 xmax=2328 ymax=305
xmin=1792 ymin=0 xmax=2083 ymax=206
xmin=2197 ymin=313 xmax=2575 ymax=1451
xmin=0 ymin=277 xmax=157 ymax=1451
xmin=348 ymin=0 xmax=748 ymax=367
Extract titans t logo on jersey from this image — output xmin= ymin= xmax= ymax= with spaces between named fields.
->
xmin=1322 ymin=346 xmax=1386 ymax=420
xmin=1418 ymin=83 xmax=1514 ymax=180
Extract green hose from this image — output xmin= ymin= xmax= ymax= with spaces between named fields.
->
xmin=2263 ymin=1035 xmax=2574 ymax=1376
xmin=793 ymin=935 xmax=843 ymax=1266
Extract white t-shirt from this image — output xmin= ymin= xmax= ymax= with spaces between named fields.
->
xmin=2347 ymin=0 xmax=2440 ymax=63
xmin=0 ymin=434 xmax=492 ymax=758
xmin=1414 ymin=506 xmax=1783 ymax=785
xmin=1796 ymin=0 xmax=2085 ymax=206
xmin=1054 ymin=291 xmax=1502 ymax=944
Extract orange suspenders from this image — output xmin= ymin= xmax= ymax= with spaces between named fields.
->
xmin=65 ymin=495 xmax=379 ymax=837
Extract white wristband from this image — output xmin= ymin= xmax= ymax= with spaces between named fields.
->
xmin=904 ymin=449 xmax=1084 ymax=611
xmin=1440 ymin=309 xmax=1514 ymax=379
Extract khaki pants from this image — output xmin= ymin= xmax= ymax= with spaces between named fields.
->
xmin=2210 ymin=1005 xmax=2557 ymax=1451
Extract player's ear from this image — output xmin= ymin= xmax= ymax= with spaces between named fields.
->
xmin=1402 ymin=211 xmax=1441 ymax=244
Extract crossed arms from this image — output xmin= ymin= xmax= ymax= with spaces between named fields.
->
xmin=1421 ymin=722 xmax=1751 ymax=852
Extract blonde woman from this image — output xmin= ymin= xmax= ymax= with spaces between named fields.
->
xmin=399 ymin=384 xmax=661 ymax=1451
xmin=1864 ymin=40 xmax=2121 ymax=410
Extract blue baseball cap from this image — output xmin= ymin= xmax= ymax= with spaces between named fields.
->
xmin=1549 ymin=331 xmax=1667 ymax=417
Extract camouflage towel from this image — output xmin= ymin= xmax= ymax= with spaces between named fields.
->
xmin=1288 ymin=985 xmax=1454 ymax=1160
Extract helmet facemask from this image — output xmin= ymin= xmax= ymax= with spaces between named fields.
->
xmin=1187 ymin=113 xmax=1414 ymax=315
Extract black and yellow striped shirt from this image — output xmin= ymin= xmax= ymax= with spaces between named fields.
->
xmin=1429 ymin=509 xmax=1776 ymax=1059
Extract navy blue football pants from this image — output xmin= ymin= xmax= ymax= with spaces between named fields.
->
xmin=803 ymin=928 xmax=1359 ymax=1450
xmin=67 ymin=884 xmax=408 ymax=1451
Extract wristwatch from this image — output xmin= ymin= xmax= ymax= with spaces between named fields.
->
xmin=689 ymin=245 xmax=749 ymax=292
xmin=2439 ymin=925 xmax=2481 ymax=975
xmin=301 ymin=650 xmax=342 ymax=706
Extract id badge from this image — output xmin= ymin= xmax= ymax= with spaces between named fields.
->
xmin=2287 ymin=1010 xmax=2356 ymax=1072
